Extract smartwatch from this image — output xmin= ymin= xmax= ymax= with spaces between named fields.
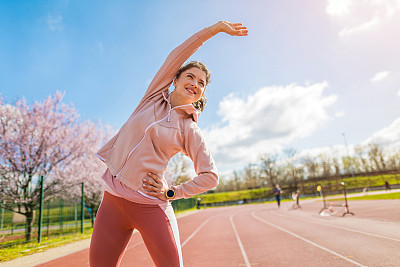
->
xmin=165 ymin=188 xmax=175 ymax=200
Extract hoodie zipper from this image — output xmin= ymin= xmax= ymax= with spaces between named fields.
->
xmin=114 ymin=107 xmax=178 ymax=178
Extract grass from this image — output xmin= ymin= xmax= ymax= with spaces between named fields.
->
xmin=327 ymin=192 xmax=400 ymax=201
xmin=197 ymin=187 xmax=271 ymax=204
xmin=0 ymin=207 xmax=196 ymax=262
xmin=0 ymin=228 xmax=93 ymax=262
xmin=197 ymin=173 xmax=400 ymax=204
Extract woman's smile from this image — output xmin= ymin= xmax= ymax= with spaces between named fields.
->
xmin=171 ymin=67 xmax=207 ymax=107
xmin=185 ymin=87 xmax=197 ymax=95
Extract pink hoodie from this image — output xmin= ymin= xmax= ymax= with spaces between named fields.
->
xmin=96 ymin=27 xmax=218 ymax=200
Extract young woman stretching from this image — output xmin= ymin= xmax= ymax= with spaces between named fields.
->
xmin=89 ymin=21 xmax=248 ymax=267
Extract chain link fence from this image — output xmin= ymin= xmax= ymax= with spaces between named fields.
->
xmin=0 ymin=198 xmax=92 ymax=249
xmin=1 ymin=191 xmax=196 ymax=249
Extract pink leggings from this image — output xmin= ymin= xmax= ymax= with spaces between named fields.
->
xmin=89 ymin=192 xmax=182 ymax=267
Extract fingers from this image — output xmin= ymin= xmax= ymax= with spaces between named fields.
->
xmin=147 ymin=172 xmax=161 ymax=182
xmin=236 ymin=29 xmax=248 ymax=36
xmin=142 ymin=173 xmax=168 ymax=201
xmin=227 ymin=22 xmax=248 ymax=36
xmin=143 ymin=175 xmax=159 ymax=186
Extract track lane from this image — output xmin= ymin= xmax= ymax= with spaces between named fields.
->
xmin=34 ymin=199 xmax=400 ymax=267
xmin=180 ymin=207 xmax=247 ymax=267
xmin=231 ymin=204 xmax=360 ymax=266
xmin=251 ymin=211 xmax=366 ymax=266
xmin=230 ymin=214 xmax=251 ymax=267
xmin=269 ymin=209 xmax=400 ymax=242
xmin=252 ymin=204 xmax=400 ymax=266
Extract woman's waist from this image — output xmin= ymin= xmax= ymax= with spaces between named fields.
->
xmin=102 ymin=168 xmax=167 ymax=206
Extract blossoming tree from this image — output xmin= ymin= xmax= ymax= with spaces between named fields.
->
xmin=0 ymin=92 xmax=108 ymax=241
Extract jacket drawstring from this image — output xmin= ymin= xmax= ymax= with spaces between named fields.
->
xmin=167 ymin=110 xmax=171 ymax=122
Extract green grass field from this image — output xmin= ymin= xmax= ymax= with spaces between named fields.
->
xmin=0 ymin=228 xmax=93 ymax=262
xmin=328 ymin=192 xmax=400 ymax=201
xmin=197 ymin=173 xmax=399 ymax=204
xmin=0 ymin=207 xmax=197 ymax=262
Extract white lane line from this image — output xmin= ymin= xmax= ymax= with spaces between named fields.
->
xmin=181 ymin=217 xmax=212 ymax=247
xmin=251 ymin=212 xmax=367 ymax=267
xmin=270 ymin=210 xmax=400 ymax=243
xmin=230 ymin=214 xmax=251 ymax=267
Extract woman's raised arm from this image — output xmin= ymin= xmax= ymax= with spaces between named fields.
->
xmin=138 ymin=21 xmax=248 ymax=105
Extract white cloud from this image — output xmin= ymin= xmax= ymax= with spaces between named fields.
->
xmin=338 ymin=16 xmax=380 ymax=37
xmin=204 ymin=82 xmax=337 ymax=168
xmin=370 ymin=70 xmax=390 ymax=82
xmin=363 ymin=117 xmax=400 ymax=145
xmin=45 ymin=15 xmax=63 ymax=31
xmin=361 ymin=116 xmax=400 ymax=157
xmin=328 ymin=0 xmax=400 ymax=37
xmin=326 ymin=0 xmax=353 ymax=16
xmin=397 ymin=89 xmax=400 ymax=96
xmin=296 ymin=144 xmax=349 ymax=160
xmin=335 ymin=111 xmax=346 ymax=117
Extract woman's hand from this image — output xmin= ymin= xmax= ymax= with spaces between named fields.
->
xmin=208 ymin=21 xmax=248 ymax=36
xmin=142 ymin=173 xmax=169 ymax=201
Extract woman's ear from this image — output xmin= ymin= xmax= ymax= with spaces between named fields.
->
xmin=173 ymin=78 xmax=177 ymax=87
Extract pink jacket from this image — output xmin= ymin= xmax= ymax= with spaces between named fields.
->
xmin=96 ymin=27 xmax=218 ymax=199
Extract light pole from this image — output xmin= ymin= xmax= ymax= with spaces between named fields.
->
xmin=342 ymin=133 xmax=355 ymax=179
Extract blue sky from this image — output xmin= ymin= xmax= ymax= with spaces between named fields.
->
xmin=1 ymin=0 xmax=400 ymax=174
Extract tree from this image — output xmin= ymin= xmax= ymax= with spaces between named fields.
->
xmin=243 ymin=163 xmax=260 ymax=189
xmin=283 ymin=148 xmax=299 ymax=190
xmin=355 ymin=145 xmax=370 ymax=173
xmin=165 ymin=153 xmax=192 ymax=186
xmin=260 ymin=154 xmax=278 ymax=190
xmin=0 ymin=92 xmax=105 ymax=241
xmin=367 ymin=143 xmax=386 ymax=171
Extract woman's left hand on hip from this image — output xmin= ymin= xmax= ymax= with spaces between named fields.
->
xmin=142 ymin=173 xmax=168 ymax=201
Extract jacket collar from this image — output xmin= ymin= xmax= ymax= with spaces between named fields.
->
xmin=162 ymin=92 xmax=200 ymax=123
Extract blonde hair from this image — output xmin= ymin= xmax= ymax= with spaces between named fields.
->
xmin=175 ymin=61 xmax=211 ymax=112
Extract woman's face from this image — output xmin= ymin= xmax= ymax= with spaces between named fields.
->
xmin=173 ymin=67 xmax=207 ymax=106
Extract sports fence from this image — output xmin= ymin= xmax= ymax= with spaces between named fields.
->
xmin=0 ymin=191 xmax=197 ymax=249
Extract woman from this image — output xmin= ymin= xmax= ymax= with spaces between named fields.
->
xmin=90 ymin=21 xmax=248 ymax=267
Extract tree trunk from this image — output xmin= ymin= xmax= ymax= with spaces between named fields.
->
xmin=25 ymin=209 xmax=34 ymax=242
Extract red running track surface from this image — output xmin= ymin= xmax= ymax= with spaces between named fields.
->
xmin=37 ymin=199 xmax=400 ymax=267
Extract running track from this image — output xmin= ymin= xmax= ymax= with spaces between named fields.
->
xmin=36 ymin=199 xmax=400 ymax=267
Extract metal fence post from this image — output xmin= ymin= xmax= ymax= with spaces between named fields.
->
xmin=60 ymin=199 xmax=63 ymax=233
xmin=47 ymin=201 xmax=50 ymax=237
xmin=1 ymin=200 xmax=4 ymax=231
xmin=11 ymin=203 xmax=14 ymax=235
xmin=38 ymin=176 xmax=44 ymax=243
xmin=81 ymin=182 xmax=84 ymax=234
xmin=75 ymin=202 xmax=78 ymax=231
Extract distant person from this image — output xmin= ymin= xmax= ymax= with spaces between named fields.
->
xmin=291 ymin=190 xmax=301 ymax=209
xmin=197 ymin=198 xmax=201 ymax=209
xmin=273 ymin=184 xmax=282 ymax=208
xmin=89 ymin=21 xmax=248 ymax=267
xmin=385 ymin=181 xmax=391 ymax=191
xmin=363 ymin=187 xmax=368 ymax=195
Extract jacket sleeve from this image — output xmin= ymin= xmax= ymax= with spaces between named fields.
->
xmin=139 ymin=27 xmax=214 ymax=104
xmin=173 ymin=123 xmax=219 ymax=199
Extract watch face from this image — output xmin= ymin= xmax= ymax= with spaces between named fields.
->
xmin=167 ymin=189 xmax=175 ymax=198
